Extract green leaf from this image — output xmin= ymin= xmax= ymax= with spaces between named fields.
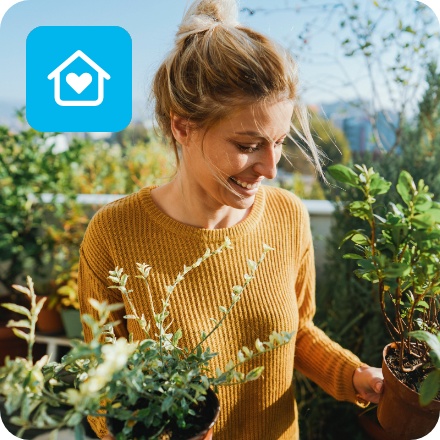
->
xmin=1 ymin=303 xmax=31 ymax=318
xmin=67 ymin=411 xmax=83 ymax=427
xmin=247 ymin=259 xmax=257 ymax=272
xmin=161 ymin=395 xmax=174 ymax=412
xmin=245 ymin=366 xmax=264 ymax=382
xmin=348 ymin=201 xmax=372 ymax=220
xmin=414 ymin=194 xmax=432 ymax=212
xmin=416 ymin=301 xmax=429 ymax=309
xmin=327 ymin=164 xmax=360 ymax=187
xmin=342 ymin=253 xmax=364 ymax=260
xmin=425 ymin=207 xmax=440 ymax=223
xmin=74 ymin=424 xmax=85 ymax=440
xmin=339 ymin=229 xmax=367 ymax=248
xmin=11 ymin=284 xmax=31 ymax=296
xmin=396 ymin=171 xmax=415 ymax=206
xmin=172 ymin=329 xmax=182 ymax=346
xmin=107 ymin=303 xmax=125 ymax=313
xmin=369 ymin=175 xmax=391 ymax=196
xmin=357 ymin=259 xmax=377 ymax=271
xmin=383 ymin=263 xmax=410 ymax=278
xmin=225 ymin=360 xmax=235 ymax=371
xmin=410 ymin=331 xmax=440 ymax=356
xmin=412 ymin=214 xmax=434 ymax=229
xmin=12 ymin=328 xmax=29 ymax=341
xmin=34 ymin=297 xmax=47 ymax=317
xmin=419 ymin=370 xmax=440 ymax=406
xmin=6 ymin=319 xmax=30 ymax=329
xmin=351 ymin=233 xmax=370 ymax=246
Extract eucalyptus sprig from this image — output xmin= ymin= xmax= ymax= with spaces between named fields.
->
xmin=2 ymin=277 xmax=44 ymax=362
xmin=0 ymin=238 xmax=294 ymax=439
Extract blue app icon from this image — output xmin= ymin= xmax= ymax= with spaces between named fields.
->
xmin=26 ymin=26 xmax=132 ymax=132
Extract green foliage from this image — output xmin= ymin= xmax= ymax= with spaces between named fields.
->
xmin=330 ymin=164 xmax=440 ymax=405
xmin=0 ymin=240 xmax=294 ymax=439
xmin=0 ymin=126 xmax=85 ymax=297
xmin=70 ymin=131 xmax=175 ymax=195
xmin=294 ymin=61 xmax=440 ymax=439
xmin=0 ymin=122 xmax=176 ymax=312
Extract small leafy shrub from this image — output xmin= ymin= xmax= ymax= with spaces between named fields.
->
xmin=329 ymin=164 xmax=440 ymax=403
xmin=0 ymin=239 xmax=293 ymax=439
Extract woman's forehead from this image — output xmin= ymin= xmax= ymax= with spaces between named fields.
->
xmin=223 ymin=101 xmax=294 ymax=135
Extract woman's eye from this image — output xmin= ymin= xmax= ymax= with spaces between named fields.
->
xmin=237 ymin=144 xmax=259 ymax=153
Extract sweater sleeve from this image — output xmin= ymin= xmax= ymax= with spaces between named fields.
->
xmin=77 ymin=210 xmax=129 ymax=439
xmin=293 ymin=215 xmax=362 ymax=403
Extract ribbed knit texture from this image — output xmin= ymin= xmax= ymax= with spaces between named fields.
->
xmin=78 ymin=185 xmax=362 ymax=440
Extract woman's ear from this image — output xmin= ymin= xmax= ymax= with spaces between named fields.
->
xmin=170 ymin=113 xmax=190 ymax=146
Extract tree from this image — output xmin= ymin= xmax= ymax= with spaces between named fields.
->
xmin=243 ymin=0 xmax=439 ymax=153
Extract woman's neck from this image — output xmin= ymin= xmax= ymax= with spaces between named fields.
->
xmin=150 ymin=178 xmax=251 ymax=230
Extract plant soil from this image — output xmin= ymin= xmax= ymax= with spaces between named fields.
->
xmin=108 ymin=392 xmax=219 ymax=440
xmin=385 ymin=346 xmax=440 ymax=401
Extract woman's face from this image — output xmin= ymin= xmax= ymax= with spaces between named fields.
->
xmin=182 ymin=100 xmax=294 ymax=211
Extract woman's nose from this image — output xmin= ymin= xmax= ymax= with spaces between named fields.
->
xmin=253 ymin=147 xmax=280 ymax=180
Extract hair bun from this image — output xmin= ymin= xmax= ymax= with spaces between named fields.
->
xmin=176 ymin=0 xmax=239 ymax=43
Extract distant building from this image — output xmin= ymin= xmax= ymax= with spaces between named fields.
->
xmin=318 ymin=101 xmax=398 ymax=153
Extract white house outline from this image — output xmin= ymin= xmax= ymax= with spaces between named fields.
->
xmin=48 ymin=50 xmax=111 ymax=107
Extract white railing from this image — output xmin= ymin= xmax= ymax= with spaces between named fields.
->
xmin=41 ymin=193 xmax=336 ymax=273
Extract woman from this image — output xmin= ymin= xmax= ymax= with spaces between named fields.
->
xmin=79 ymin=1 xmax=384 ymax=439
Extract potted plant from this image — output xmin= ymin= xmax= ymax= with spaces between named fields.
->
xmin=328 ymin=164 xmax=440 ymax=439
xmin=0 ymin=238 xmax=293 ymax=440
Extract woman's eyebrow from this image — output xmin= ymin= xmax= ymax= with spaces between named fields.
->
xmin=234 ymin=130 xmax=288 ymax=137
xmin=234 ymin=130 xmax=265 ymax=137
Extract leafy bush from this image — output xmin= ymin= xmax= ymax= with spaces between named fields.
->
xmin=0 ymin=125 xmax=85 ymax=298
xmin=70 ymin=131 xmax=175 ymax=195
xmin=329 ymin=164 xmax=440 ymax=402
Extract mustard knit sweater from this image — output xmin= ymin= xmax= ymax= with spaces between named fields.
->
xmin=78 ymin=185 xmax=362 ymax=440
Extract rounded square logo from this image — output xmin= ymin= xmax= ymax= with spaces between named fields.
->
xmin=26 ymin=26 xmax=132 ymax=132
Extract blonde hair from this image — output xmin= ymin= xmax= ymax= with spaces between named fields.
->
xmin=152 ymin=0 xmax=324 ymax=175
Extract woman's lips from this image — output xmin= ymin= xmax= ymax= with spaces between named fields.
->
xmin=230 ymin=176 xmax=262 ymax=190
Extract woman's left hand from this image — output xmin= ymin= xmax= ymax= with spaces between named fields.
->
xmin=353 ymin=364 xmax=384 ymax=405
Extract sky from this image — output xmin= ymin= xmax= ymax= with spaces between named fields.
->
xmin=0 ymin=0 xmax=439 ymax=123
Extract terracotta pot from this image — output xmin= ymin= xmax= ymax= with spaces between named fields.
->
xmin=377 ymin=343 xmax=440 ymax=439
xmin=358 ymin=408 xmax=400 ymax=440
xmin=35 ymin=296 xmax=64 ymax=335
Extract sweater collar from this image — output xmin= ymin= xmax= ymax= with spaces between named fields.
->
xmin=138 ymin=185 xmax=266 ymax=242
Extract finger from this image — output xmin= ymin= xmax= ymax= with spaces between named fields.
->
xmin=369 ymin=373 xmax=384 ymax=394
xmin=373 ymin=380 xmax=383 ymax=393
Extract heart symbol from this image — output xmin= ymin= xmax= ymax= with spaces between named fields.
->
xmin=66 ymin=72 xmax=92 ymax=94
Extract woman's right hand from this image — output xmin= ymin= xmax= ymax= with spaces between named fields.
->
xmin=102 ymin=435 xmax=115 ymax=440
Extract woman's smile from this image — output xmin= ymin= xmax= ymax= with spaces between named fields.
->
xmin=229 ymin=176 xmax=263 ymax=192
